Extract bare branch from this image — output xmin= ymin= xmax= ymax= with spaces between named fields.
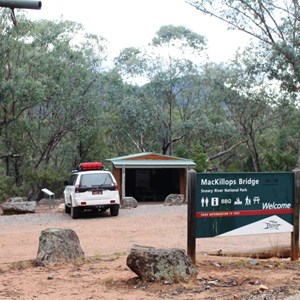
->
xmin=207 ymin=140 xmax=245 ymax=161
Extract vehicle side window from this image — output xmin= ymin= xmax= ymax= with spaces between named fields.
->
xmin=68 ymin=174 xmax=78 ymax=185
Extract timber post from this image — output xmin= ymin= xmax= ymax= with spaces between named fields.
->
xmin=292 ymin=169 xmax=300 ymax=261
xmin=187 ymin=169 xmax=196 ymax=264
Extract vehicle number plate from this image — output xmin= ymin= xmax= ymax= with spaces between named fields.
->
xmin=92 ymin=190 xmax=103 ymax=195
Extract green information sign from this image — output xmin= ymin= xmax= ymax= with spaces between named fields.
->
xmin=196 ymin=172 xmax=294 ymax=238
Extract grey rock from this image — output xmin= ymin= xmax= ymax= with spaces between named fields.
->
xmin=6 ymin=197 xmax=28 ymax=202
xmin=164 ymin=194 xmax=184 ymax=206
xmin=127 ymin=245 xmax=198 ymax=283
xmin=36 ymin=228 xmax=84 ymax=266
xmin=121 ymin=197 xmax=138 ymax=209
xmin=0 ymin=198 xmax=36 ymax=215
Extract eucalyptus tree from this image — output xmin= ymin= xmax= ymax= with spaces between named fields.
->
xmin=69 ymin=69 xmax=131 ymax=164
xmin=186 ymin=0 xmax=300 ymax=83
xmin=0 ymin=12 xmax=45 ymax=177
xmin=114 ymin=25 xmax=207 ymax=155
xmin=261 ymin=92 xmax=300 ymax=171
xmin=178 ymin=62 xmax=246 ymax=171
xmin=22 ymin=19 xmax=107 ymax=172
xmin=224 ymin=57 xmax=278 ymax=171
xmin=186 ymin=0 xmax=300 ymax=167
xmin=0 ymin=11 xmax=109 ymax=197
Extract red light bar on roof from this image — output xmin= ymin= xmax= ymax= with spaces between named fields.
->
xmin=79 ymin=162 xmax=103 ymax=171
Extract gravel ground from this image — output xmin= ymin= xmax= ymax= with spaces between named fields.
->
xmin=0 ymin=201 xmax=186 ymax=223
xmin=0 ymin=201 xmax=293 ymax=263
xmin=0 ymin=201 xmax=299 ymax=300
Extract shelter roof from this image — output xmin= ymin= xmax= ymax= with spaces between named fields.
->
xmin=106 ymin=152 xmax=196 ymax=169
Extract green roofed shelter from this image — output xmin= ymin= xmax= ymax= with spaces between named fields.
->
xmin=106 ymin=152 xmax=196 ymax=202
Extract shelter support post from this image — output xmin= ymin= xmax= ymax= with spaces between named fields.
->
xmin=185 ymin=167 xmax=188 ymax=202
xmin=122 ymin=166 xmax=126 ymax=199
xmin=187 ymin=169 xmax=196 ymax=264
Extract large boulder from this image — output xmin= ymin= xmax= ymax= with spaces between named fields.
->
xmin=121 ymin=197 xmax=138 ymax=209
xmin=164 ymin=194 xmax=184 ymax=206
xmin=36 ymin=228 xmax=85 ymax=266
xmin=0 ymin=197 xmax=36 ymax=215
xmin=127 ymin=245 xmax=198 ymax=283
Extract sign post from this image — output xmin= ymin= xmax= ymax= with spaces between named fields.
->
xmin=292 ymin=169 xmax=300 ymax=260
xmin=187 ymin=169 xmax=196 ymax=264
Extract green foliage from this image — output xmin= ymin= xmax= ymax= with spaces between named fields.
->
xmin=114 ymin=47 xmax=147 ymax=78
xmin=0 ymin=176 xmax=23 ymax=203
xmin=191 ymin=144 xmax=208 ymax=172
xmin=152 ymin=25 xmax=207 ymax=50
xmin=23 ymin=169 xmax=69 ymax=200
xmin=172 ymin=144 xmax=191 ymax=159
xmin=263 ymin=151 xmax=296 ymax=172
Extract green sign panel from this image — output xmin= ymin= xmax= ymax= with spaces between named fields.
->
xmin=196 ymin=172 xmax=294 ymax=238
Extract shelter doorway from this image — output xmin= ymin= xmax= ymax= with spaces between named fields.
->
xmin=125 ymin=168 xmax=180 ymax=202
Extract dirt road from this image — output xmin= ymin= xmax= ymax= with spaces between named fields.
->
xmin=0 ymin=201 xmax=292 ymax=264
xmin=0 ymin=201 xmax=299 ymax=300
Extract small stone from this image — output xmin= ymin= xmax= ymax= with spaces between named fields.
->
xmin=164 ymin=194 xmax=184 ymax=206
xmin=259 ymin=284 xmax=269 ymax=291
xmin=265 ymin=264 xmax=273 ymax=269
xmin=57 ymin=203 xmax=65 ymax=212
xmin=121 ymin=197 xmax=138 ymax=209
xmin=207 ymin=280 xmax=218 ymax=286
xmin=249 ymin=259 xmax=259 ymax=266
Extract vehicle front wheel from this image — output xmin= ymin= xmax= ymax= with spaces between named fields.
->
xmin=65 ymin=201 xmax=71 ymax=214
xmin=110 ymin=204 xmax=119 ymax=216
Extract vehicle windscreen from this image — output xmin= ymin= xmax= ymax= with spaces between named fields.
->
xmin=80 ymin=173 xmax=113 ymax=187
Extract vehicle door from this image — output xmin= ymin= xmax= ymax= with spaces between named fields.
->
xmin=64 ymin=174 xmax=78 ymax=204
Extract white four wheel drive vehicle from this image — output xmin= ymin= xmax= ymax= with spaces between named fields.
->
xmin=63 ymin=162 xmax=120 ymax=219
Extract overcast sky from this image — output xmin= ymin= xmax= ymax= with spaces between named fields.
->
xmin=25 ymin=0 xmax=250 ymax=62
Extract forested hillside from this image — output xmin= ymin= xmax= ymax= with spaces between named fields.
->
xmin=0 ymin=1 xmax=299 ymax=200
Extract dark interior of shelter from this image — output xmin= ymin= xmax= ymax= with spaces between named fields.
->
xmin=125 ymin=168 xmax=180 ymax=202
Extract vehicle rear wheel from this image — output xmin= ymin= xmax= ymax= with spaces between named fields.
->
xmin=110 ymin=204 xmax=119 ymax=216
xmin=71 ymin=201 xmax=80 ymax=219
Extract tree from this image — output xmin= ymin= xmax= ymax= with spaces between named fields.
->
xmin=225 ymin=77 xmax=275 ymax=171
xmin=114 ymin=25 xmax=207 ymax=155
xmin=186 ymin=0 xmax=300 ymax=167
xmin=0 ymin=12 xmax=109 ymax=197
xmin=21 ymin=19 xmax=106 ymax=171
xmin=261 ymin=92 xmax=300 ymax=171
xmin=179 ymin=63 xmax=243 ymax=171
xmin=0 ymin=12 xmax=45 ymax=177
xmin=186 ymin=1 xmax=299 ymax=87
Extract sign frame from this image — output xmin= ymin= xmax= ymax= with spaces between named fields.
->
xmin=187 ymin=170 xmax=300 ymax=262
xmin=196 ymin=172 xmax=294 ymax=238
